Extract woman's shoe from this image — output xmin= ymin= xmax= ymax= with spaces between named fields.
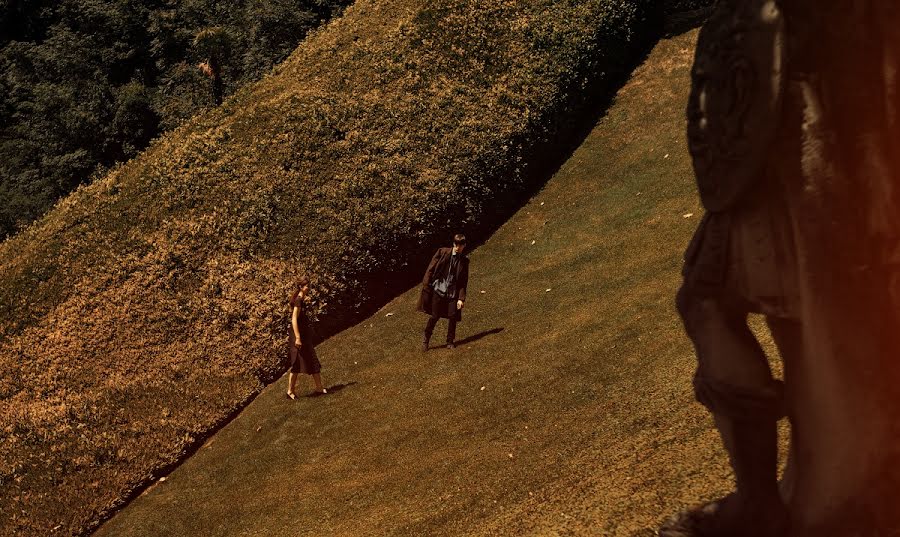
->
xmin=286 ymin=392 xmax=296 ymax=400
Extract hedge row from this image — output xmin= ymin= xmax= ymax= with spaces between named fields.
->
xmin=0 ymin=0 xmax=659 ymax=534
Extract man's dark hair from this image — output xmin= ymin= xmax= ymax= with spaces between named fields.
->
xmin=453 ymin=233 xmax=467 ymax=245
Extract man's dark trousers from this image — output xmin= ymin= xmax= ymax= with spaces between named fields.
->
xmin=424 ymin=293 xmax=456 ymax=344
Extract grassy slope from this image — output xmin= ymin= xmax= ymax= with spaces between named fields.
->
xmin=93 ymin=30 xmax=788 ymax=537
xmin=0 ymin=1 xmax=658 ymax=535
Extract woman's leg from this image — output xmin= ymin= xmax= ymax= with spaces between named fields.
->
xmin=287 ymin=372 xmax=298 ymax=398
xmin=287 ymin=342 xmax=300 ymax=398
xmin=311 ymin=373 xmax=326 ymax=394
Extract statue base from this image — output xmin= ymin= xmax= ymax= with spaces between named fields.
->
xmin=658 ymin=502 xmax=717 ymax=537
xmin=658 ymin=495 xmax=789 ymax=537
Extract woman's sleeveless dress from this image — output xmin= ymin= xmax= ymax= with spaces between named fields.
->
xmin=288 ymin=300 xmax=321 ymax=374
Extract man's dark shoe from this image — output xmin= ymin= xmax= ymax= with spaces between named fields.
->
xmin=422 ymin=335 xmax=430 ymax=352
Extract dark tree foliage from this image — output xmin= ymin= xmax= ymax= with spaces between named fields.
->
xmin=0 ymin=0 xmax=349 ymax=238
xmin=662 ymin=0 xmax=716 ymax=14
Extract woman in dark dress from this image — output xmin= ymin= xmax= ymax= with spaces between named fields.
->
xmin=286 ymin=275 xmax=326 ymax=399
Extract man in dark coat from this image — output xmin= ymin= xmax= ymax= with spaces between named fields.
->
xmin=417 ymin=234 xmax=469 ymax=351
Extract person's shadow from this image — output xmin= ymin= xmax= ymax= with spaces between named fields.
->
xmin=453 ymin=327 xmax=504 ymax=346
xmin=306 ymin=381 xmax=357 ymax=397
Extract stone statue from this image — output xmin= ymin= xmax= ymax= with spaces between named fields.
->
xmin=662 ymin=0 xmax=900 ymax=536
xmin=663 ymin=0 xmax=797 ymax=535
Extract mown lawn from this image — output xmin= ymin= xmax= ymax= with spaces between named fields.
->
xmin=94 ymin=29 xmax=788 ymax=536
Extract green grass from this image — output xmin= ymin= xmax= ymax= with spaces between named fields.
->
xmin=94 ymin=29 xmax=788 ymax=536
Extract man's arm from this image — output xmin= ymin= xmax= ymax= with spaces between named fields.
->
xmin=457 ymin=259 xmax=469 ymax=307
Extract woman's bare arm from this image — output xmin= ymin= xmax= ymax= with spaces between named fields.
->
xmin=292 ymin=305 xmax=302 ymax=346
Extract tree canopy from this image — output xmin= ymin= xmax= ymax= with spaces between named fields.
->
xmin=0 ymin=0 xmax=349 ymax=239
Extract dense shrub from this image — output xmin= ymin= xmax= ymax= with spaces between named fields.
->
xmin=0 ymin=0 xmax=660 ymax=535
xmin=0 ymin=0 xmax=350 ymax=239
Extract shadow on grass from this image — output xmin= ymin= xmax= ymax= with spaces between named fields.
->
xmin=455 ymin=327 xmax=504 ymax=346
xmin=424 ymin=327 xmax=504 ymax=350
xmin=306 ymin=381 xmax=358 ymax=397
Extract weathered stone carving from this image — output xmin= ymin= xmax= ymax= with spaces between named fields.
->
xmin=686 ymin=0 xmax=785 ymax=213
xmin=665 ymin=0 xmax=900 ymax=536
